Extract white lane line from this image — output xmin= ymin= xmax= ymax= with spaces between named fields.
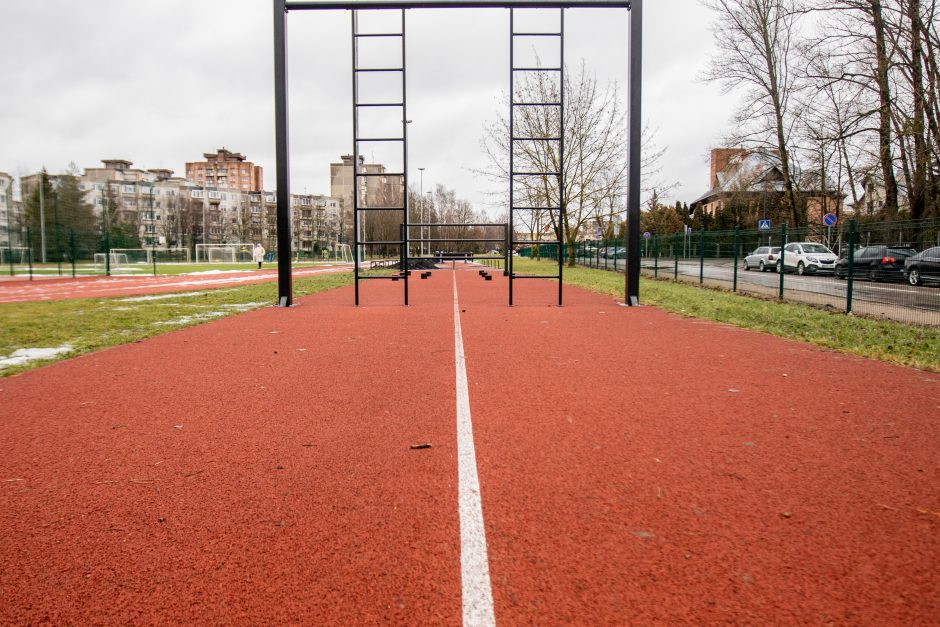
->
xmin=453 ymin=271 xmax=496 ymax=627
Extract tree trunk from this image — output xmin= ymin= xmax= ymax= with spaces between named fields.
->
xmin=871 ymin=0 xmax=900 ymax=216
xmin=907 ymin=0 xmax=928 ymax=219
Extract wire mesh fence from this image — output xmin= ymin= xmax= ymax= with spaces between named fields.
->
xmin=520 ymin=217 xmax=940 ymax=327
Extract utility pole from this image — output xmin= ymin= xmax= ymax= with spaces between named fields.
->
xmin=418 ymin=167 xmax=425 ymax=255
xmin=39 ymin=171 xmax=47 ymax=263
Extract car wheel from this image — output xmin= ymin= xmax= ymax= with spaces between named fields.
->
xmin=908 ymin=268 xmax=921 ymax=286
xmin=744 ymin=259 xmax=750 ymax=271
xmin=868 ymin=266 xmax=879 ymax=282
xmin=759 ymin=260 xmax=766 ymax=272
xmin=797 ymin=261 xmax=805 ymax=276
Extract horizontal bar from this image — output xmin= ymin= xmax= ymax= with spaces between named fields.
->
xmin=356 ymin=172 xmax=406 ymax=177
xmin=512 ymin=240 xmax=561 ymax=244
xmin=357 ymin=206 xmax=406 ymax=211
xmin=414 ymin=238 xmax=507 ymax=242
xmin=512 ymin=102 xmax=562 ymax=106
xmin=512 ymin=137 xmax=561 ymax=141
xmin=288 ymin=1 xmax=631 ymax=10
xmin=355 ymin=137 xmax=405 ymax=142
xmin=510 ymin=207 xmax=561 ymax=211
xmin=511 ymin=274 xmax=562 ymax=279
xmin=355 ymin=102 xmax=405 ymax=107
xmin=353 ymin=32 xmax=404 ymax=37
xmin=359 ymin=275 xmax=405 ymax=280
xmin=512 ymin=31 xmax=562 ymax=36
xmin=512 ymin=171 xmax=561 ymax=176
xmin=353 ymin=67 xmax=404 ymax=72
xmin=409 ymin=223 xmax=507 ymax=227
xmin=513 ymin=67 xmax=562 ymax=71
xmin=359 ymin=240 xmax=406 ymax=245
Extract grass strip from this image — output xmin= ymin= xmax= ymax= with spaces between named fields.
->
xmin=515 ymin=257 xmax=940 ymax=373
xmin=0 ymin=271 xmax=352 ymax=377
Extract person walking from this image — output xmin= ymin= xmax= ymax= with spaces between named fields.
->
xmin=252 ymin=243 xmax=265 ymax=270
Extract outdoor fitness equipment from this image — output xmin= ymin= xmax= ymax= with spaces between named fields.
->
xmin=272 ymin=0 xmax=642 ymax=307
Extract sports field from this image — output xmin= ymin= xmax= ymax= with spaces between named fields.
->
xmin=1 ymin=265 xmax=938 ymax=624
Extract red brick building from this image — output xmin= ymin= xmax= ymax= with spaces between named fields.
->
xmin=185 ymin=148 xmax=263 ymax=192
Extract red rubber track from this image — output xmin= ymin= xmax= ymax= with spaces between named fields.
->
xmin=0 ymin=265 xmax=352 ymax=303
xmin=1 ymin=265 xmax=938 ymax=624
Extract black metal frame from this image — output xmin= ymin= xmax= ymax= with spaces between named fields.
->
xmin=273 ymin=0 xmax=640 ymax=307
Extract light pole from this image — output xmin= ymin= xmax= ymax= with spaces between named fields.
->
xmin=426 ymin=190 xmax=432 ymax=256
xmin=39 ymin=171 xmax=47 ymax=263
xmin=418 ymin=167 xmax=425 ymax=256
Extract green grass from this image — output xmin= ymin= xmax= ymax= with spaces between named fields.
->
xmin=515 ymin=257 xmax=940 ymax=373
xmin=0 ymin=271 xmax=352 ymax=377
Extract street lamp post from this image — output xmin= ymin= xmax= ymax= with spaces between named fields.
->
xmin=418 ymin=167 xmax=425 ymax=256
xmin=150 ymin=184 xmax=157 ymax=275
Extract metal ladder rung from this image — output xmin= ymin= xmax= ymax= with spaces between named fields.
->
xmin=512 ymin=275 xmax=562 ymax=280
xmin=354 ymin=137 xmax=404 ymax=142
xmin=512 ymin=32 xmax=562 ymax=37
xmin=354 ymin=33 xmax=403 ymax=38
xmin=360 ymin=240 xmax=406 ymax=245
xmin=510 ymin=207 xmax=562 ymax=211
xmin=512 ymin=102 xmax=562 ymax=107
xmin=512 ymin=240 xmax=562 ymax=245
xmin=512 ymin=67 xmax=562 ymax=72
xmin=512 ymin=137 xmax=561 ymax=141
xmin=353 ymin=67 xmax=404 ymax=73
xmin=512 ymin=172 xmax=561 ymax=177
xmin=355 ymin=102 xmax=404 ymax=108
xmin=357 ymin=206 xmax=406 ymax=211
xmin=355 ymin=172 xmax=405 ymax=177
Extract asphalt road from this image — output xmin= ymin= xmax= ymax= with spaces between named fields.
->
xmin=580 ymin=256 xmax=940 ymax=325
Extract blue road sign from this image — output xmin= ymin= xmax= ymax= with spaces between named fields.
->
xmin=758 ymin=219 xmax=772 ymax=231
xmin=643 ymin=231 xmax=651 ymax=239
xmin=823 ymin=213 xmax=837 ymax=227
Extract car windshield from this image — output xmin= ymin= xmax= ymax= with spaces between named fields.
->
xmin=802 ymin=244 xmax=831 ymax=254
xmin=888 ymin=248 xmax=916 ymax=257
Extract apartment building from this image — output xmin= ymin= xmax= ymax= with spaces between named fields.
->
xmin=330 ymin=154 xmax=404 ymax=242
xmin=0 ymin=171 xmax=23 ymax=248
xmin=185 ymin=148 xmax=263 ymax=192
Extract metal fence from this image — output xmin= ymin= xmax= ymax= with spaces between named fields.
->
xmin=526 ymin=217 xmax=940 ymax=327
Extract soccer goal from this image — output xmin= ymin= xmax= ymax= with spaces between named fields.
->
xmin=110 ymin=248 xmax=154 ymax=264
xmin=334 ymin=243 xmax=352 ymax=264
xmin=195 ymin=243 xmax=255 ymax=264
xmin=93 ymin=252 xmax=130 ymax=270
xmin=0 ymin=247 xmax=30 ymax=264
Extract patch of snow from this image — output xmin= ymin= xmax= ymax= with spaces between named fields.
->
xmin=0 ymin=344 xmax=73 ymax=368
xmin=119 ymin=292 xmax=205 ymax=302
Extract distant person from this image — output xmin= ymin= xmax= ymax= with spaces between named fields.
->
xmin=252 ymin=243 xmax=265 ymax=270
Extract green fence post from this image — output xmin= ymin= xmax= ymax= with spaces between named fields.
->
xmin=654 ymin=235 xmax=659 ymax=278
xmin=778 ymin=223 xmax=788 ymax=299
xmin=733 ymin=226 xmax=740 ymax=292
xmin=699 ymin=227 xmax=705 ymax=284
xmin=846 ymin=219 xmax=857 ymax=314
xmin=26 ymin=226 xmax=33 ymax=281
xmin=69 ymin=229 xmax=76 ymax=278
xmin=674 ymin=232 xmax=679 ymax=279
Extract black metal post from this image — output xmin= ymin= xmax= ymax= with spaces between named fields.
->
xmin=732 ymin=225 xmax=739 ymax=292
xmin=698 ymin=227 xmax=704 ymax=284
xmin=624 ymin=0 xmax=642 ymax=306
xmin=846 ymin=219 xmax=856 ymax=313
xmin=778 ymin=223 xmax=787 ymax=299
xmin=69 ymin=228 xmax=76 ymax=278
xmin=26 ymin=226 xmax=33 ymax=281
xmin=53 ymin=189 xmax=61 ymax=276
xmin=274 ymin=0 xmax=293 ymax=306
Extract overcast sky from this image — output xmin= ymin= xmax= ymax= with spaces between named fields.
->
xmin=0 ymin=0 xmax=733 ymax=212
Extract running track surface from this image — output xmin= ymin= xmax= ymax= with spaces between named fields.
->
xmin=1 ymin=266 xmax=938 ymax=624
xmin=0 ymin=265 xmax=352 ymax=304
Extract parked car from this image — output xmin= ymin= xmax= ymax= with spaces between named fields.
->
xmin=834 ymin=245 xmax=917 ymax=282
xmin=743 ymin=246 xmax=781 ymax=272
xmin=603 ymin=247 xmax=626 ymax=259
xmin=781 ymin=242 xmax=838 ymax=275
xmin=904 ymin=246 xmax=940 ymax=286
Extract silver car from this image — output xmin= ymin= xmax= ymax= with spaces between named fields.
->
xmin=743 ymin=246 xmax=781 ymax=272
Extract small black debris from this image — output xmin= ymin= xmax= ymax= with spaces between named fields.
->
xmin=410 ymin=443 xmax=432 ymax=450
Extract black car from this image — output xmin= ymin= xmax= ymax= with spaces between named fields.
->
xmin=904 ymin=246 xmax=940 ymax=286
xmin=835 ymin=246 xmax=917 ymax=282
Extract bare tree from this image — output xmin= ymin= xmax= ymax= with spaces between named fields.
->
xmin=478 ymin=60 xmax=666 ymax=266
xmin=703 ymin=0 xmax=805 ymax=224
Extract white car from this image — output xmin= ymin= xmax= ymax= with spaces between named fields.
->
xmin=781 ymin=242 xmax=838 ymax=275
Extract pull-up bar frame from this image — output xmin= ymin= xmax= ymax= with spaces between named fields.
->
xmin=273 ymin=0 xmax=641 ymax=306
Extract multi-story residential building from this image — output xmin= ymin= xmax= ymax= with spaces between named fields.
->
xmin=185 ymin=148 xmax=263 ymax=192
xmin=0 ymin=171 xmax=23 ymax=248
xmin=330 ymin=154 xmax=404 ymax=242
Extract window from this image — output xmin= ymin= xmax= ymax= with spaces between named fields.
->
xmin=123 ymin=185 xmax=135 ymax=193
xmin=191 ymin=190 xmax=204 ymax=199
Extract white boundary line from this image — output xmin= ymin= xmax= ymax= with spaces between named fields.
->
xmin=452 ymin=271 xmax=496 ymax=627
